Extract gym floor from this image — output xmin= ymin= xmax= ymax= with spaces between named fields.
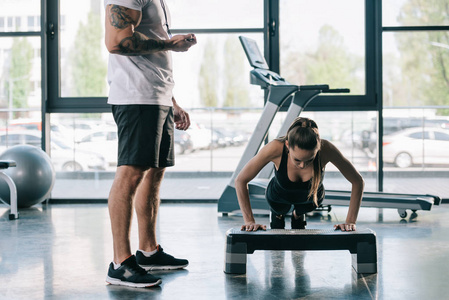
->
xmin=1 ymin=201 xmax=448 ymax=300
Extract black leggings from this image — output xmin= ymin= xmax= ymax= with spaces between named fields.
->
xmin=266 ymin=187 xmax=325 ymax=216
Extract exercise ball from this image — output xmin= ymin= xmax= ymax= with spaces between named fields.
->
xmin=0 ymin=145 xmax=55 ymax=208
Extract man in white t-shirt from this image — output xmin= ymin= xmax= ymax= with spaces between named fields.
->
xmin=104 ymin=0 xmax=197 ymax=288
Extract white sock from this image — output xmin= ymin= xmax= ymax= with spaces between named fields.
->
xmin=113 ymin=262 xmax=121 ymax=270
xmin=138 ymin=248 xmax=158 ymax=257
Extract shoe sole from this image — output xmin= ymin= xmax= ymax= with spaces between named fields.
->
xmin=139 ymin=264 xmax=189 ymax=271
xmin=106 ymin=276 xmax=162 ymax=288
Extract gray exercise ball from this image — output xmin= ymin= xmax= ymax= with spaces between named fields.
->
xmin=0 ymin=145 xmax=55 ymax=208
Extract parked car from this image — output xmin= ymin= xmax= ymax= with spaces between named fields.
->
xmin=361 ymin=117 xmax=449 ymax=154
xmin=211 ymin=129 xmax=229 ymax=148
xmin=212 ymin=128 xmax=246 ymax=148
xmin=76 ymin=129 xmax=118 ymax=167
xmin=76 ymin=128 xmax=193 ymax=166
xmin=383 ymin=127 xmax=449 ymax=168
xmin=187 ymin=122 xmax=212 ymax=151
xmin=174 ymin=129 xmax=193 ymax=155
xmin=0 ymin=131 xmax=108 ymax=171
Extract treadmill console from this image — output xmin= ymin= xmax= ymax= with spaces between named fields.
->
xmin=239 ymin=36 xmax=290 ymax=88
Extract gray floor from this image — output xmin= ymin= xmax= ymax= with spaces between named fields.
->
xmin=1 ymin=201 xmax=449 ymax=300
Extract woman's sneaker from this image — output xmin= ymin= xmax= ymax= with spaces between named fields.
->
xmin=136 ymin=245 xmax=189 ymax=271
xmin=291 ymin=211 xmax=307 ymax=229
xmin=270 ymin=211 xmax=285 ymax=229
xmin=106 ymin=255 xmax=161 ymax=288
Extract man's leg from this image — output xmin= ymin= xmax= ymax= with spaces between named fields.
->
xmin=134 ymin=167 xmax=189 ymax=270
xmin=106 ymin=165 xmax=162 ymax=287
xmin=108 ymin=165 xmax=144 ymax=264
xmin=135 ymin=167 xmax=166 ymax=251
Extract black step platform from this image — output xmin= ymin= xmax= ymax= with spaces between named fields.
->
xmin=224 ymin=228 xmax=377 ymax=274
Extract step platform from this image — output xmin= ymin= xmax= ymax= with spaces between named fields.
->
xmin=224 ymin=228 xmax=377 ymax=274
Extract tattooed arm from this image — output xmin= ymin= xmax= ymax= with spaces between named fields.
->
xmin=105 ymin=4 xmax=196 ymax=56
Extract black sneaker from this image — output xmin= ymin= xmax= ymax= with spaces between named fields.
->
xmin=291 ymin=211 xmax=307 ymax=229
xmin=136 ymin=245 xmax=189 ymax=271
xmin=270 ymin=211 xmax=285 ymax=229
xmin=106 ymin=255 xmax=161 ymax=288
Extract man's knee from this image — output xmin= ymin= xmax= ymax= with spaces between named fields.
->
xmin=147 ymin=167 xmax=166 ymax=182
xmin=116 ymin=165 xmax=146 ymax=187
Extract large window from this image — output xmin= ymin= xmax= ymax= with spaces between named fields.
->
xmin=59 ymin=0 xmax=108 ymax=98
xmin=49 ymin=0 xmax=265 ymax=110
xmin=0 ymin=0 xmax=447 ymax=202
xmin=0 ymin=1 xmax=41 ymax=32
xmin=0 ymin=0 xmax=42 ymax=158
xmin=280 ymin=0 xmax=366 ymax=95
xmin=169 ymin=0 xmax=264 ymax=29
xmin=383 ymin=0 xmax=449 ymax=27
xmin=47 ymin=0 xmax=266 ymax=200
xmin=278 ymin=0 xmax=378 ymax=111
xmin=172 ymin=33 xmax=264 ymax=109
xmin=0 ymin=37 xmax=41 ymax=118
xmin=381 ymin=0 xmax=449 ymax=195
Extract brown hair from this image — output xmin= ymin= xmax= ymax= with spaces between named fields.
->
xmin=277 ymin=117 xmax=322 ymax=207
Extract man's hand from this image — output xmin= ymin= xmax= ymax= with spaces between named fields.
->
xmin=334 ymin=223 xmax=356 ymax=231
xmin=241 ymin=222 xmax=267 ymax=232
xmin=166 ymin=34 xmax=197 ymax=52
xmin=173 ymin=101 xmax=190 ymax=131
xmin=105 ymin=4 xmax=197 ymax=55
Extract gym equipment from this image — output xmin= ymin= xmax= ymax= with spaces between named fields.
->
xmin=0 ymin=145 xmax=55 ymax=209
xmin=224 ymin=228 xmax=377 ymax=274
xmin=217 ymin=36 xmax=440 ymax=218
xmin=218 ymin=36 xmax=347 ymax=208
xmin=0 ymin=160 xmax=18 ymax=220
xmin=244 ymin=179 xmax=440 ymax=218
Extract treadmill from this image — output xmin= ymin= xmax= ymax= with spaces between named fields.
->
xmin=217 ymin=36 xmax=441 ymax=218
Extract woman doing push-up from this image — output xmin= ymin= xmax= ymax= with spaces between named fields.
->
xmin=235 ymin=117 xmax=364 ymax=232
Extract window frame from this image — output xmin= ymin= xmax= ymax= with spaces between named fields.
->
xmin=268 ymin=0 xmax=380 ymax=111
xmin=46 ymin=0 xmax=108 ymax=113
xmin=46 ymin=0 xmax=382 ymax=112
xmin=377 ymin=4 xmax=449 ymax=191
xmin=45 ymin=0 xmax=267 ymax=113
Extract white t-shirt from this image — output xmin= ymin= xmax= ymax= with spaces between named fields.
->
xmin=104 ymin=0 xmax=174 ymax=106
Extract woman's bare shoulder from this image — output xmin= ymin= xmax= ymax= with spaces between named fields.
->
xmin=320 ymin=139 xmax=337 ymax=151
xmin=266 ymin=139 xmax=284 ymax=153
xmin=319 ymin=139 xmax=336 ymax=164
xmin=321 ymin=139 xmax=330 ymax=150
xmin=259 ymin=139 xmax=284 ymax=161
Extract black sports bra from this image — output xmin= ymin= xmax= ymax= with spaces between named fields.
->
xmin=274 ymin=145 xmax=323 ymax=190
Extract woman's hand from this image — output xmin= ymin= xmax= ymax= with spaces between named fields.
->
xmin=241 ymin=222 xmax=267 ymax=232
xmin=334 ymin=223 xmax=356 ymax=231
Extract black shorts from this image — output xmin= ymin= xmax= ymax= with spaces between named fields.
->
xmin=112 ymin=105 xmax=174 ymax=168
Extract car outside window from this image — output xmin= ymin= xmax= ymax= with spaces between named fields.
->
xmin=409 ymin=131 xmax=430 ymax=140
xmin=434 ymin=132 xmax=449 ymax=141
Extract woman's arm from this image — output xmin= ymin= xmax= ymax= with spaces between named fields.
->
xmin=321 ymin=140 xmax=364 ymax=231
xmin=235 ymin=140 xmax=283 ymax=231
